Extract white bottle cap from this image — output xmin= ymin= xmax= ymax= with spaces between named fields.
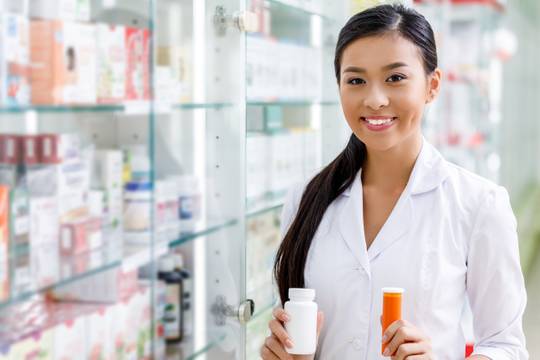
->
xmin=173 ymin=253 xmax=184 ymax=269
xmin=382 ymin=287 xmax=405 ymax=294
xmin=159 ymin=256 xmax=175 ymax=272
xmin=289 ymin=288 xmax=315 ymax=301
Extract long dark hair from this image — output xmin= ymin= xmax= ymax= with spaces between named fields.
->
xmin=273 ymin=4 xmax=439 ymax=305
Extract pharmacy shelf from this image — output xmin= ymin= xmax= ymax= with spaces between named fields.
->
xmin=247 ymin=100 xmax=339 ymax=107
xmin=266 ymin=0 xmax=333 ymax=21
xmin=169 ymin=218 xmax=239 ymax=249
xmin=1 ymin=243 xmax=122 ymax=310
xmin=246 ymin=195 xmax=285 ymax=218
xmin=0 ymin=102 xmax=234 ymax=115
xmin=167 ymin=333 xmax=227 ymax=360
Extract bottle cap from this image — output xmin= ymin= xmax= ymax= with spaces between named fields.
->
xmin=382 ymin=287 xmax=405 ymax=294
xmin=288 ymin=288 xmax=315 ymax=301
xmin=159 ymin=256 xmax=175 ymax=272
xmin=173 ymin=253 xmax=184 ymax=269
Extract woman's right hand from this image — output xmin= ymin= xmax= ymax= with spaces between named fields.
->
xmin=260 ymin=307 xmax=324 ymax=360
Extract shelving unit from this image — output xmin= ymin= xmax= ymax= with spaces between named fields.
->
xmin=0 ymin=0 xmax=349 ymax=359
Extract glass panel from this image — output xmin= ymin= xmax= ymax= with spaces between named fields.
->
xmin=244 ymin=0 xmax=349 ymax=358
xmin=152 ymin=0 xmax=246 ymax=358
xmin=0 ymin=0 xmax=155 ymax=358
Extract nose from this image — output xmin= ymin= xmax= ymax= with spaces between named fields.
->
xmin=363 ymin=86 xmax=389 ymax=110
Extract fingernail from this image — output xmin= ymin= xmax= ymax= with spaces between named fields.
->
xmin=381 ymin=334 xmax=388 ymax=343
xmin=383 ymin=348 xmax=390 ymax=356
xmin=285 ymin=339 xmax=294 ymax=348
xmin=282 ymin=314 xmax=290 ymax=322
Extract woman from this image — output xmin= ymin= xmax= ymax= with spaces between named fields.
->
xmin=260 ymin=4 xmax=528 ymax=360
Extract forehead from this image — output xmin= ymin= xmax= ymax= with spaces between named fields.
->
xmin=340 ymin=33 xmax=424 ymax=71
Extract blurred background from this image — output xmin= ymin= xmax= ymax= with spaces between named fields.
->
xmin=0 ymin=0 xmax=538 ymax=359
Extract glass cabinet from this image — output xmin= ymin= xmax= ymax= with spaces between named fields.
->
xmin=0 ymin=0 xmax=350 ymax=359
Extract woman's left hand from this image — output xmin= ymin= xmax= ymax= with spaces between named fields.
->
xmin=382 ymin=319 xmax=433 ymax=359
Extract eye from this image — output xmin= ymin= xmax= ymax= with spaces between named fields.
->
xmin=387 ymin=74 xmax=406 ymax=83
xmin=347 ymin=78 xmax=365 ymax=85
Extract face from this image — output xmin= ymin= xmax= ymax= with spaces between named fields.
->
xmin=339 ymin=32 xmax=441 ymax=153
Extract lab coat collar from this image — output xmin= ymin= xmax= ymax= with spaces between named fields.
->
xmin=340 ymin=137 xmax=450 ymax=197
xmin=337 ymin=137 xmax=450 ymax=273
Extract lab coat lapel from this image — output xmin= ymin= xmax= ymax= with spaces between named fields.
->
xmin=368 ymin=139 xmax=451 ymax=261
xmin=338 ymin=170 xmax=371 ymax=274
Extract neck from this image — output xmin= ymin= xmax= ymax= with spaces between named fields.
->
xmin=361 ymin=133 xmax=423 ymax=193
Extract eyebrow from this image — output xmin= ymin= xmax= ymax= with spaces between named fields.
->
xmin=342 ymin=62 xmax=409 ymax=74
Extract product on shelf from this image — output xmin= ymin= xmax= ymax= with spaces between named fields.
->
xmin=30 ymin=20 xmax=97 ymax=105
xmin=25 ymin=133 xmax=90 ymax=222
xmin=0 ymin=185 xmax=8 ymax=301
xmin=0 ymin=134 xmax=21 ymax=187
xmin=59 ymin=216 xmax=102 ymax=256
xmin=28 ymin=0 xmax=90 ymax=22
xmin=175 ymin=175 xmax=201 ymax=234
xmin=9 ymin=185 xmax=31 ymax=293
xmin=172 ymin=252 xmax=192 ymax=337
xmin=51 ymin=267 xmax=138 ymax=303
xmin=156 ymin=44 xmax=192 ymax=102
xmin=92 ymin=149 xmax=123 ymax=232
xmin=96 ymin=24 xmax=126 ymax=104
xmin=247 ymin=37 xmax=321 ymax=101
xmin=158 ymin=256 xmax=183 ymax=344
xmin=125 ymin=27 xmax=150 ymax=101
xmin=0 ymin=0 xmax=29 ymax=15
xmin=0 ymin=13 xmax=30 ymax=106
xmin=123 ymin=181 xmax=152 ymax=242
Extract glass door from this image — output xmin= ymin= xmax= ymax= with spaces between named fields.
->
xmin=153 ymin=0 xmax=250 ymax=358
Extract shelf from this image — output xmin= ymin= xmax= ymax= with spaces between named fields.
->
xmin=247 ymin=100 xmax=339 ymax=107
xmin=169 ymin=219 xmax=239 ymax=249
xmin=266 ymin=0 xmax=333 ymax=21
xmin=166 ymin=333 xmax=227 ymax=360
xmin=247 ymin=194 xmax=286 ymax=218
xmin=0 ymin=102 xmax=235 ymax=115
xmin=1 ymin=242 xmax=123 ymax=310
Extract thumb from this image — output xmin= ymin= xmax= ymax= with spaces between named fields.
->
xmin=316 ymin=311 xmax=325 ymax=338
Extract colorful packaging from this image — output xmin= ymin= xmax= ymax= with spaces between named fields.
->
xmin=0 ymin=186 xmax=8 ymax=263
xmin=30 ymin=20 xmax=96 ymax=105
xmin=0 ymin=134 xmax=20 ymax=187
xmin=125 ymin=27 xmax=150 ymax=101
xmin=0 ymin=14 xmax=30 ymax=106
xmin=59 ymin=216 xmax=101 ymax=256
xmin=2 ymin=328 xmax=54 ymax=359
xmin=86 ymin=307 xmax=113 ymax=360
xmin=0 ymin=185 xmax=7 ymax=300
xmin=96 ymin=24 xmax=126 ymax=103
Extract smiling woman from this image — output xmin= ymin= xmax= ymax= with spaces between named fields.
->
xmin=261 ymin=3 xmax=528 ymax=360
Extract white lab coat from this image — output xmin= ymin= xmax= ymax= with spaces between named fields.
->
xmin=280 ymin=139 xmax=528 ymax=360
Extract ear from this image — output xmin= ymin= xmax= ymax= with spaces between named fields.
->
xmin=426 ymin=68 xmax=442 ymax=104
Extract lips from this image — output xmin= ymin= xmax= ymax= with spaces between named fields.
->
xmin=361 ymin=116 xmax=397 ymax=131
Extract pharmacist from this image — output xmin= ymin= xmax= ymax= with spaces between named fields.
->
xmin=261 ymin=4 xmax=528 ymax=360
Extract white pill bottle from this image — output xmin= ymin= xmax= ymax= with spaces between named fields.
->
xmin=284 ymin=288 xmax=318 ymax=355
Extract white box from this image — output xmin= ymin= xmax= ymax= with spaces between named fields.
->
xmin=29 ymin=0 xmax=90 ymax=21
xmin=96 ymin=24 xmax=126 ymax=103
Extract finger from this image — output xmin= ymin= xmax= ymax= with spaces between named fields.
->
xmin=260 ymin=344 xmax=280 ymax=360
xmin=390 ymin=342 xmax=426 ymax=360
xmin=316 ymin=311 xmax=325 ymax=337
xmin=269 ymin=319 xmax=294 ymax=348
xmin=265 ymin=336 xmax=293 ymax=360
xmin=384 ymin=325 xmax=424 ymax=357
xmin=273 ymin=307 xmax=290 ymax=323
xmin=382 ymin=319 xmax=409 ymax=342
xmin=403 ymin=355 xmax=430 ymax=360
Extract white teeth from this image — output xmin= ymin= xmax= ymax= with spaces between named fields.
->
xmin=365 ymin=118 xmax=393 ymax=125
